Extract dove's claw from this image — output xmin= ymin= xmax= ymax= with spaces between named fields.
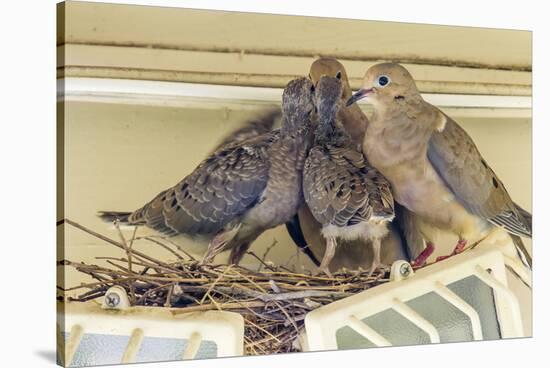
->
xmin=411 ymin=242 xmax=435 ymax=269
xmin=316 ymin=267 xmax=333 ymax=278
xmin=435 ymin=239 xmax=468 ymax=262
xmin=453 ymin=239 xmax=467 ymax=254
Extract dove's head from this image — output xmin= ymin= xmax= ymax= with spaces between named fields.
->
xmin=312 ymin=76 xmax=347 ymax=144
xmin=346 ymin=63 xmax=420 ymax=107
xmin=314 ymin=75 xmax=345 ymax=121
xmin=281 ymin=77 xmax=316 ymax=131
xmin=309 ymin=58 xmax=353 ymax=100
xmin=309 ymin=57 xmax=352 ymax=101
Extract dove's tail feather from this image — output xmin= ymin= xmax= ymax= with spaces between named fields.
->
xmin=97 ymin=211 xmax=132 ymax=223
xmin=514 ymin=202 xmax=532 ymax=233
xmin=490 ymin=210 xmax=531 ymax=238
xmin=511 ymin=234 xmax=532 ymax=269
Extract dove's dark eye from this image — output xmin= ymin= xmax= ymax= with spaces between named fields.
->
xmin=310 ymin=84 xmax=315 ymax=92
xmin=377 ymin=75 xmax=390 ymax=87
xmin=335 ymin=71 xmax=342 ymax=80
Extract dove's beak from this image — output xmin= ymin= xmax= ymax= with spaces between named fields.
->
xmin=346 ymin=88 xmax=373 ymax=106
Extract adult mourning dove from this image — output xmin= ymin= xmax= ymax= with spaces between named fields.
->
xmin=347 ymin=62 xmax=532 ymax=269
xmin=303 ymin=75 xmax=395 ymax=275
xmin=99 ymin=77 xmax=316 ymax=265
xmin=287 ymin=58 xmax=423 ymax=273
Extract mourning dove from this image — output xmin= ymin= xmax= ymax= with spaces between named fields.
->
xmin=303 ymin=75 xmax=395 ymax=275
xmin=213 ymin=107 xmax=320 ymax=265
xmin=99 ymin=77 xmax=316 ymax=265
xmin=308 ymin=58 xmax=368 ymax=150
xmin=347 ymin=62 xmax=532 ymax=269
xmin=287 ymin=58 xmax=423 ymax=273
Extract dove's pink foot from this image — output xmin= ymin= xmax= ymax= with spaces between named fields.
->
xmin=454 ymin=239 xmax=468 ymax=253
xmin=411 ymin=242 xmax=435 ymax=269
xmin=435 ymin=239 xmax=468 ymax=262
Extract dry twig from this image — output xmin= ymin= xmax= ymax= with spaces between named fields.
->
xmin=59 ymin=218 xmax=390 ymax=355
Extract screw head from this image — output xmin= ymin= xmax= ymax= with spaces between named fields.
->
xmin=105 ymin=292 xmax=120 ymax=308
xmin=400 ymin=263 xmax=411 ymax=277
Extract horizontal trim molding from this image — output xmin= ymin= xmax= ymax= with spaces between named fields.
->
xmin=58 ymin=44 xmax=532 ymax=96
xmin=58 ymin=78 xmax=532 ymax=119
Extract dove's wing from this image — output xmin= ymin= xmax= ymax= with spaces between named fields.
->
xmin=303 ymin=145 xmax=394 ymax=228
xmin=213 ymin=109 xmax=280 ymax=152
xmin=427 ymin=113 xmax=531 ymax=238
xmin=128 ymin=132 xmax=279 ymax=235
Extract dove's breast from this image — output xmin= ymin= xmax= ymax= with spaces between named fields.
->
xmin=241 ymin=134 xmax=309 ymax=231
xmin=364 ymin=115 xmax=490 ymax=242
xmin=380 ymin=160 xmax=490 ymax=242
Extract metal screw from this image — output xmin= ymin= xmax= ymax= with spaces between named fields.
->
xmin=105 ymin=292 xmax=120 ymax=308
xmin=400 ymin=263 xmax=411 ymax=277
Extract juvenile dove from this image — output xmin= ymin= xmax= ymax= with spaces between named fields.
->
xmin=99 ymin=77 xmax=316 ymax=265
xmin=309 ymin=58 xmax=369 ymax=150
xmin=287 ymin=58 xmax=423 ymax=272
xmin=347 ymin=62 xmax=532 ymax=268
xmin=303 ymin=75 xmax=395 ymax=275
xmin=213 ymin=107 xmax=320 ymax=264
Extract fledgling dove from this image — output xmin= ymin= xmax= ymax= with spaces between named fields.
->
xmin=212 ymin=106 xmax=320 ymax=264
xmin=99 ymin=77 xmax=316 ymax=265
xmin=308 ymin=58 xmax=369 ymax=150
xmin=286 ymin=58 xmax=424 ymax=273
xmin=303 ymin=75 xmax=395 ymax=275
xmin=347 ymin=62 xmax=532 ymax=269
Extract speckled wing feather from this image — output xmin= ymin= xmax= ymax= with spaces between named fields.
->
xmin=303 ymin=145 xmax=394 ymax=228
xmin=127 ymin=132 xmax=279 ymax=235
xmin=128 ymin=189 xmax=176 ymax=235
xmin=428 ymin=115 xmax=531 ymax=238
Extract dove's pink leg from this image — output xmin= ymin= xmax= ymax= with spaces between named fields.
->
xmin=411 ymin=242 xmax=435 ymax=269
xmin=318 ymin=236 xmax=337 ymax=277
xmin=228 ymin=242 xmax=252 ymax=265
xmin=435 ymin=239 xmax=468 ymax=262
xmin=454 ymin=239 xmax=467 ymax=253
